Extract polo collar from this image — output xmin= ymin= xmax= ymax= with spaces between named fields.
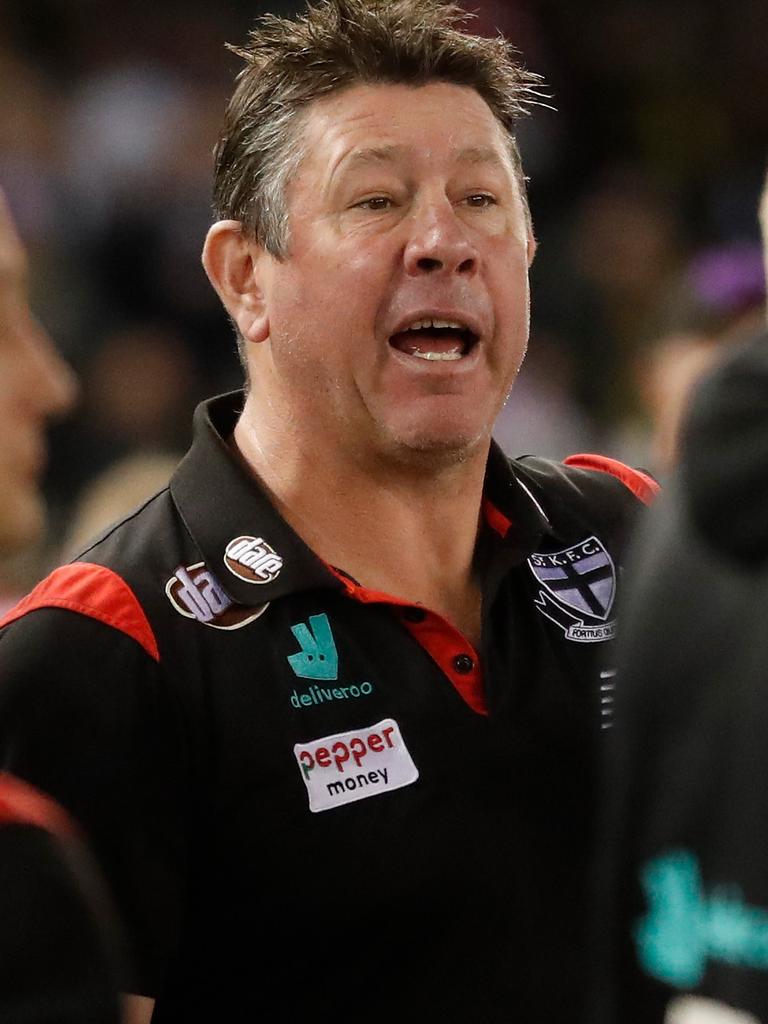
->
xmin=170 ymin=392 xmax=554 ymax=605
xmin=483 ymin=439 xmax=553 ymax=549
xmin=170 ymin=392 xmax=342 ymax=606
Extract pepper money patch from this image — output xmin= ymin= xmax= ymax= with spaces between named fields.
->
xmin=294 ymin=718 xmax=419 ymax=813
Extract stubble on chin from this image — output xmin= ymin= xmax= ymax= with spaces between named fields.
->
xmin=375 ymin=424 xmax=491 ymax=475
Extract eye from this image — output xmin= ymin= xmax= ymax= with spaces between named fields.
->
xmin=464 ymin=193 xmax=497 ymax=208
xmin=354 ymin=196 xmax=393 ymax=211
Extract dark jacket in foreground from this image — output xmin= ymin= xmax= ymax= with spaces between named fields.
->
xmin=595 ymin=331 xmax=768 ymax=1024
xmin=0 ymin=773 xmax=123 ymax=1024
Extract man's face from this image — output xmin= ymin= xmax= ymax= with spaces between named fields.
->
xmin=256 ymin=81 xmax=534 ymax=467
xmin=0 ymin=195 xmax=75 ymax=552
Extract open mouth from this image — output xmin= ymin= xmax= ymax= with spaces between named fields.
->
xmin=389 ymin=318 xmax=479 ymax=362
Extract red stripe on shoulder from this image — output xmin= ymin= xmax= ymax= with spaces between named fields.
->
xmin=0 ymin=562 xmax=160 ymax=662
xmin=563 ymin=453 xmax=660 ymax=506
xmin=0 ymin=772 xmax=76 ymax=838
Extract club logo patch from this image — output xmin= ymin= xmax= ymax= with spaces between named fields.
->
xmin=528 ymin=535 xmax=616 ymax=642
xmin=224 ymin=535 xmax=283 ymax=584
xmin=166 ymin=563 xmax=269 ymax=629
xmin=294 ymin=718 xmax=419 ymax=813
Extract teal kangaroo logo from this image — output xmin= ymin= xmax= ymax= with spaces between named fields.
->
xmin=287 ymin=613 xmax=338 ymax=680
xmin=636 ymin=849 xmax=768 ymax=988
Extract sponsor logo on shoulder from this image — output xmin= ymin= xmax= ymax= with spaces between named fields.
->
xmin=294 ymin=718 xmax=418 ymax=813
xmin=166 ymin=563 xmax=268 ymax=629
xmin=224 ymin=535 xmax=283 ymax=584
xmin=528 ymin=535 xmax=616 ymax=643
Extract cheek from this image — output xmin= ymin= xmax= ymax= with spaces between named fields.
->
xmin=492 ymin=249 xmax=530 ymax=315
xmin=281 ymin=249 xmax=386 ymax=340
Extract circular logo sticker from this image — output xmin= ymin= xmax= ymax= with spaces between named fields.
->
xmin=224 ymin=535 xmax=283 ymax=584
xmin=166 ymin=563 xmax=269 ymax=630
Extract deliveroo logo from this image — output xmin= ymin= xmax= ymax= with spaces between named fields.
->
xmin=287 ymin=613 xmax=338 ymax=681
xmin=635 ymin=849 xmax=768 ymax=989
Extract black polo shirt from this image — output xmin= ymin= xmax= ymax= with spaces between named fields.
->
xmin=0 ymin=392 xmax=655 ymax=1023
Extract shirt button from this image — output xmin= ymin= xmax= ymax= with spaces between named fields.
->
xmin=403 ymin=607 xmax=426 ymax=623
xmin=452 ymin=654 xmax=475 ymax=674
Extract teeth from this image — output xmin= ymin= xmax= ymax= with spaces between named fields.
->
xmin=406 ymin=318 xmax=466 ymax=331
xmin=411 ymin=348 xmax=463 ymax=361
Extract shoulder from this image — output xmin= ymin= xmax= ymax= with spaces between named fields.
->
xmin=515 ymin=452 xmax=658 ymax=506
xmin=0 ymin=486 xmax=184 ymax=663
xmin=0 ymin=563 xmax=159 ymax=663
xmin=511 ymin=451 xmax=659 ymax=539
xmin=0 ymin=772 xmax=76 ymax=837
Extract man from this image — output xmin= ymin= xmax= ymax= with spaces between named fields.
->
xmin=0 ymin=189 xmax=122 ymax=1022
xmin=0 ymin=3 xmax=657 ymax=1021
xmin=594 ymin=171 xmax=768 ymax=1024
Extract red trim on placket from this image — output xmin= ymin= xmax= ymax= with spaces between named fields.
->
xmin=399 ymin=611 xmax=486 ymax=714
xmin=0 ymin=772 xmax=76 ymax=839
xmin=563 ymin=453 xmax=660 ymax=505
xmin=327 ymin=567 xmax=487 ymax=716
xmin=0 ymin=563 xmax=160 ymax=663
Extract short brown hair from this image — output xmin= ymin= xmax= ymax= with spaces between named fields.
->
xmin=213 ymin=0 xmax=543 ymax=258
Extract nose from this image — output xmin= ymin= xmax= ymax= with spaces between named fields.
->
xmin=403 ymin=195 xmax=479 ymax=278
xmin=24 ymin=316 xmax=78 ymax=419
xmin=0 ymin=189 xmax=78 ymax=421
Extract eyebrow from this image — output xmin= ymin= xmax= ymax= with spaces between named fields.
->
xmin=342 ymin=145 xmax=402 ymax=170
xmin=340 ymin=143 xmax=507 ymax=173
xmin=455 ymin=145 xmax=507 ymax=168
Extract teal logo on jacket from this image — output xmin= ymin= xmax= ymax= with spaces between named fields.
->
xmin=287 ymin=613 xmax=338 ymax=681
xmin=636 ymin=849 xmax=768 ymax=987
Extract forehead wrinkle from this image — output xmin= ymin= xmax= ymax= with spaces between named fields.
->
xmin=326 ymin=142 xmax=510 ymax=194
xmin=326 ymin=144 xmax=405 ymax=192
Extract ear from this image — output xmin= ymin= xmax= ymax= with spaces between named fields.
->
xmin=201 ymin=221 xmax=270 ymax=344
xmin=526 ymin=228 xmax=537 ymax=267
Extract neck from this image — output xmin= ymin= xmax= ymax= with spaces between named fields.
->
xmin=233 ymin=393 xmax=490 ymax=643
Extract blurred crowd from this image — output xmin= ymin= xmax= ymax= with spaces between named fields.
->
xmin=1 ymin=0 xmax=766 ymax=599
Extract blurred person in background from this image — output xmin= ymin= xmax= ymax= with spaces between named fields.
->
xmin=593 ymin=169 xmax=768 ymax=1024
xmin=47 ymin=323 xmax=195 ymax=519
xmin=0 ymin=187 xmax=123 ymax=1021
xmin=0 ymin=2 xmax=659 ymax=1022
xmin=0 ymin=189 xmax=75 ymax=558
xmin=493 ymin=327 xmax=598 ymax=460
xmin=60 ymin=451 xmax=180 ymax=563
xmin=615 ymin=239 xmax=766 ymax=479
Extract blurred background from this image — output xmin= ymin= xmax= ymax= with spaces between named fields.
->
xmin=1 ymin=0 xmax=767 ymax=599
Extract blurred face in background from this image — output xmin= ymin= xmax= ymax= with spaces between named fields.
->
xmin=760 ymin=169 xmax=768 ymax=299
xmin=0 ymin=193 xmax=76 ymax=552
